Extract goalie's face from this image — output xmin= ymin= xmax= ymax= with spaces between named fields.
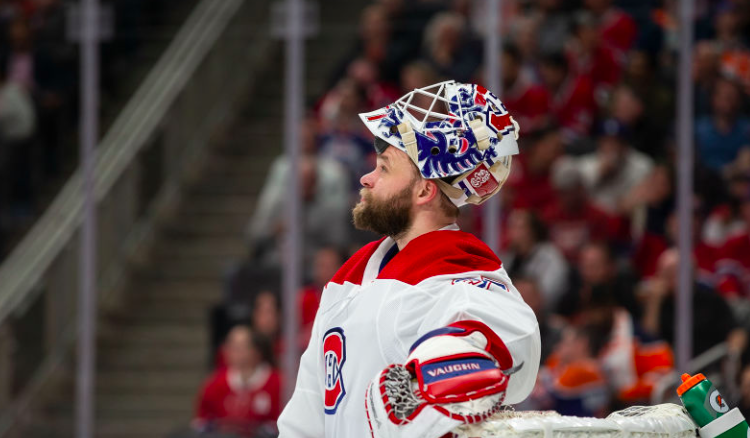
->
xmin=353 ymin=146 xmax=418 ymax=238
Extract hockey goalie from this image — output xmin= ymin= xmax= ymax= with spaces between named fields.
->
xmin=277 ymin=81 xmax=542 ymax=437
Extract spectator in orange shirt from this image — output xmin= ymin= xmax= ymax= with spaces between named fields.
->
xmin=541 ymin=325 xmax=610 ymax=417
xmin=194 ymin=325 xmax=281 ymax=437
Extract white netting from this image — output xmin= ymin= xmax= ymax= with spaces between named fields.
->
xmin=453 ymin=404 xmax=698 ymax=438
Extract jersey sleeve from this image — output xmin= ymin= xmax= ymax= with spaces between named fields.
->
xmin=277 ymin=308 xmax=325 ymax=437
xmin=380 ymin=271 xmax=541 ymax=405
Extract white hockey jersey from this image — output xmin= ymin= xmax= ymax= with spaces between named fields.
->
xmin=278 ymin=227 xmax=541 ymax=437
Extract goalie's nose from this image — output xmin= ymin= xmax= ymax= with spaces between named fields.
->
xmin=360 ymin=168 xmax=376 ymax=189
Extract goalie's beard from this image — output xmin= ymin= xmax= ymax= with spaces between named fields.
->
xmin=352 ymin=185 xmax=413 ymax=239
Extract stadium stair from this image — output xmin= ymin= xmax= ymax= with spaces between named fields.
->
xmin=18 ymin=1 xmax=369 ymax=437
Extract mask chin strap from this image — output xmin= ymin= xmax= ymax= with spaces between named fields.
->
xmin=396 ymin=121 xmax=420 ymax=164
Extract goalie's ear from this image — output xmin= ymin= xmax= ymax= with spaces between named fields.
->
xmin=409 ymin=320 xmax=514 ymax=371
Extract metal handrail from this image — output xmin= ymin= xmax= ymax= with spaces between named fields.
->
xmin=0 ymin=0 xmax=243 ymax=324
xmin=650 ymin=342 xmax=729 ymax=405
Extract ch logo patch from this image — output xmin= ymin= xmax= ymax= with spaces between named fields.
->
xmin=452 ymin=276 xmax=509 ymax=292
xmin=323 ymin=327 xmax=346 ymax=414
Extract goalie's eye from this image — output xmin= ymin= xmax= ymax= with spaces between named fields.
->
xmin=431 ymin=147 xmax=440 ymax=156
xmin=448 ymin=145 xmax=458 ymax=154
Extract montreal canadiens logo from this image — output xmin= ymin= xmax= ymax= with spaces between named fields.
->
xmin=709 ymin=389 xmax=729 ymax=413
xmin=323 ymin=327 xmax=346 ymax=414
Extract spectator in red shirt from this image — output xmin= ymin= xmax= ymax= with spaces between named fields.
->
xmin=505 ymin=125 xmax=563 ymax=212
xmin=716 ymin=197 xmax=750 ymax=298
xmin=195 ymin=325 xmax=282 ymax=436
xmin=501 ymin=43 xmax=551 ymax=132
xmin=584 ymin=0 xmax=637 ymax=58
xmin=539 ymin=52 xmax=597 ymax=147
xmin=542 ymin=158 xmax=622 ymax=262
xmin=299 ymin=246 xmax=345 ymax=345
xmin=633 ymin=209 xmax=718 ymax=286
xmin=567 ymin=11 xmax=622 ymax=100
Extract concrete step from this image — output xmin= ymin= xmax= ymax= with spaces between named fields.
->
xmin=101 ymin=324 xmax=208 ymax=347
xmin=180 ymin=194 xmax=258 ymax=215
xmin=20 ymin=416 xmax=185 ymax=438
xmin=153 ymin=235 xmax=248 ymax=259
xmin=97 ymin=370 xmax=206 ymax=396
xmin=142 ymin=258 xmax=232 ymax=280
xmin=48 ymin=394 xmax=193 ymax=418
xmin=162 ymin=212 xmax=250 ymax=236
xmin=187 ymin=181 xmax=263 ymax=197
xmin=120 ymin=305 xmax=210 ymax=325
xmin=130 ymin=279 xmax=222 ymax=305
xmin=99 ymin=344 xmax=208 ymax=370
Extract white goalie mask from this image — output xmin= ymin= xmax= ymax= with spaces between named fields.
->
xmin=358 ymin=80 xmax=520 ymax=207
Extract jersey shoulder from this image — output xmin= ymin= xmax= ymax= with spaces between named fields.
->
xmin=379 ymin=230 xmax=502 ymax=285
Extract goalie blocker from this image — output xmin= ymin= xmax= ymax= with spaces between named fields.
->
xmin=366 ymin=320 xmax=520 ymax=438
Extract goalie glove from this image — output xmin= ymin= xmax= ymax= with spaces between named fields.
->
xmin=365 ymin=320 xmax=517 ymax=438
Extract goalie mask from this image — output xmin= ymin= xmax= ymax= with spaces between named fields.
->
xmin=358 ymin=80 xmax=520 ymax=207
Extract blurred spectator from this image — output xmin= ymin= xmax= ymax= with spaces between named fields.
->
xmin=399 ymin=60 xmax=442 ymax=115
xmin=640 ymin=249 xmax=743 ymax=356
xmin=556 ymin=242 xmax=639 ymax=321
xmin=584 ymin=285 xmax=673 ymax=404
xmin=567 ymin=11 xmax=622 ymax=103
xmin=715 ymin=196 xmax=750 ymax=298
xmin=400 ymin=60 xmax=441 ymax=92
xmin=505 ymin=125 xmax=562 ymax=211
xmin=703 ymin=150 xmax=750 ymax=246
xmin=299 ymin=246 xmax=345 ymax=345
xmin=539 ymin=51 xmax=597 ymax=147
xmin=583 ymin=0 xmax=637 ymax=58
xmin=607 ymin=84 xmax=664 ymax=157
xmin=332 ymin=5 xmax=406 ymax=86
xmin=421 ymin=12 xmax=481 ymax=83
xmin=0 ymin=67 xmax=34 ymax=141
xmin=740 ymin=363 xmax=750 ymax=420
xmin=577 ymin=118 xmax=654 ymax=215
xmin=345 ymin=58 xmax=400 ymax=110
xmin=712 ymin=4 xmax=748 ymax=52
xmin=514 ymin=277 xmax=563 ymax=363
xmin=695 ymin=78 xmax=750 ymax=172
xmin=252 ymin=291 xmax=281 ymax=349
xmin=317 ymin=79 xmax=374 ymax=186
xmin=621 ymin=50 xmax=673 ymax=149
xmin=3 ymin=18 xmax=35 ymax=90
xmin=319 ymin=78 xmax=369 ymax=134
xmin=633 ymin=207 xmax=719 ymax=290
xmin=501 ymin=43 xmax=550 ymax=132
xmin=503 ymin=209 xmax=569 ymax=311
xmin=542 ymin=158 xmax=622 ymax=261
xmin=194 ymin=326 xmax=281 ymax=436
xmin=530 ymin=0 xmax=572 ymax=55
xmin=621 ymin=164 xmax=675 ymax=239
xmin=508 ymin=14 xmax=541 ymax=80
xmin=538 ymin=325 xmax=610 ymax=417
xmin=245 ymin=153 xmax=350 ymax=268
xmin=693 ymin=41 xmax=722 ymax=116
xmin=3 ymin=15 xmax=71 ymax=177
xmin=0 ymin=66 xmax=35 ymax=214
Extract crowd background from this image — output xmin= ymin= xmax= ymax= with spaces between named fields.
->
xmin=201 ymin=0 xmax=750 ymax=432
xmin=0 ymin=0 xmax=192 ymax=260
xmin=3 ymin=0 xmax=750 ymax=435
